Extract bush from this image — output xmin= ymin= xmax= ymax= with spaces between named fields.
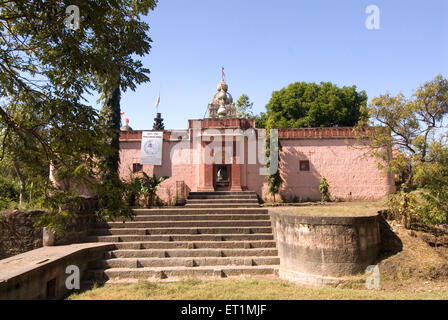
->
xmin=123 ymin=177 xmax=142 ymax=207
xmin=387 ymin=189 xmax=448 ymax=227
xmin=0 ymin=176 xmax=20 ymax=210
xmin=319 ymin=176 xmax=330 ymax=202
xmin=140 ymin=173 xmax=168 ymax=208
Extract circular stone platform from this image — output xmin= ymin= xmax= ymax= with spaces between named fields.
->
xmin=270 ymin=208 xmax=381 ymax=286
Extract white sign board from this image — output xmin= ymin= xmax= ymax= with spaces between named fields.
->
xmin=140 ymin=131 xmax=163 ymax=165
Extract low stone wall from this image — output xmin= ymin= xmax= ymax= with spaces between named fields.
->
xmin=0 ymin=243 xmax=113 ymax=300
xmin=271 ymin=210 xmax=381 ymax=286
xmin=56 ymin=197 xmax=98 ymax=245
xmin=0 ymin=198 xmax=98 ymax=260
xmin=0 ymin=210 xmax=44 ymax=260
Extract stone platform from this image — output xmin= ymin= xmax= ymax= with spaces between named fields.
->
xmin=0 ymin=243 xmax=113 ymax=299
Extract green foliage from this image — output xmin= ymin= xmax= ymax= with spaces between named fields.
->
xmin=236 ymin=94 xmax=254 ymax=119
xmin=264 ymin=118 xmax=283 ymax=203
xmin=96 ymin=175 xmax=134 ymax=222
xmin=140 ymin=173 xmax=168 ymax=208
xmin=266 ymin=170 xmax=282 ymax=202
xmin=255 ymin=112 xmax=268 ymax=128
xmin=0 ymin=175 xmax=19 ymax=206
xmin=0 ymin=1 xmax=158 ymax=224
xmin=265 ymin=138 xmax=283 ymax=202
xmin=386 ymin=191 xmax=419 ymax=222
xmin=33 ymin=192 xmax=74 ymax=235
xmin=412 ymin=142 xmax=448 ymax=225
xmin=123 ymin=177 xmax=143 ymax=207
xmin=319 ymin=176 xmax=330 ymax=202
xmin=363 ymin=75 xmax=448 ymax=227
xmin=265 ymin=81 xmax=367 ymax=129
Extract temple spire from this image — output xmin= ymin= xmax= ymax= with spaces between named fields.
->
xmin=207 ymin=70 xmax=236 ymax=119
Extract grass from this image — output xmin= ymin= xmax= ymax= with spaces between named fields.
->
xmin=270 ymin=200 xmax=387 ymax=216
xmin=68 ymin=278 xmax=448 ymax=300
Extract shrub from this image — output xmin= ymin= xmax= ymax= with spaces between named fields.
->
xmin=140 ymin=173 xmax=168 ymax=208
xmin=0 ymin=176 xmax=20 ymax=210
xmin=319 ymin=176 xmax=330 ymax=202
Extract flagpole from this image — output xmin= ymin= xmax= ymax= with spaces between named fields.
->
xmin=155 ymin=91 xmax=160 ymax=116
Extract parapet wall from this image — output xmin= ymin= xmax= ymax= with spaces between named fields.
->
xmin=271 ymin=210 xmax=381 ymax=285
xmin=0 ymin=198 xmax=98 ymax=260
xmin=0 ymin=243 xmax=113 ymax=300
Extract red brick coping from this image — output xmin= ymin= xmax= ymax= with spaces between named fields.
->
xmin=120 ymin=127 xmax=374 ymax=141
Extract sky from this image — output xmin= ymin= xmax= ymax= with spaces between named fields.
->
xmin=98 ymin=0 xmax=448 ymax=130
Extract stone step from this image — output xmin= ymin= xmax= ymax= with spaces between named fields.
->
xmin=186 ymin=199 xmax=259 ymax=205
xmin=188 ymin=191 xmax=258 ymax=196
xmin=185 ymin=203 xmax=260 ymax=208
xmin=96 ymin=220 xmax=271 ymax=229
xmin=105 ymin=248 xmax=278 ymax=258
xmin=132 ymin=208 xmax=268 ymax=215
xmin=92 ymin=256 xmax=280 ymax=269
xmin=188 ymin=194 xmax=258 ymax=200
xmin=114 ymin=214 xmax=271 ymax=222
xmin=112 ymin=240 xmax=278 ymax=250
xmin=86 ymin=233 xmax=275 ymax=243
xmin=85 ymin=265 xmax=279 ymax=281
xmin=89 ymin=227 xmax=273 ymax=236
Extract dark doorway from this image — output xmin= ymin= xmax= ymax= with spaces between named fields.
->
xmin=215 ymin=164 xmax=230 ymax=190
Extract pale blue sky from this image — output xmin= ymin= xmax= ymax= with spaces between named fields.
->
xmin=101 ymin=0 xmax=448 ymax=130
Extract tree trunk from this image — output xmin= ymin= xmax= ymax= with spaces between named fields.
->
xmin=402 ymin=173 xmax=413 ymax=229
xmin=100 ymin=86 xmax=121 ymax=178
xmin=402 ymin=195 xmax=409 ymax=229
xmin=12 ymin=158 xmax=26 ymax=205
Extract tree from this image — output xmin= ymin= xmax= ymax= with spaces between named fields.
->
xmin=236 ymin=94 xmax=255 ymax=119
xmin=265 ymin=82 xmax=367 ymax=129
xmin=359 ymin=75 xmax=448 ymax=227
xmin=265 ymin=122 xmax=283 ymax=203
xmin=0 ymin=1 xmax=157 ymax=220
xmin=255 ymin=112 xmax=268 ymax=128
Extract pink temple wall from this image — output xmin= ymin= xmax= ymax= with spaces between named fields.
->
xmin=119 ymin=133 xmax=395 ymax=203
xmin=273 ymin=139 xmax=395 ymax=201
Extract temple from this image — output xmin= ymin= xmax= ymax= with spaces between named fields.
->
xmin=119 ymin=78 xmax=395 ymax=203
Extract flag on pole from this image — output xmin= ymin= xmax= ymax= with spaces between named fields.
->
xmin=155 ymin=93 xmax=160 ymax=109
xmin=222 ymin=66 xmax=226 ymax=79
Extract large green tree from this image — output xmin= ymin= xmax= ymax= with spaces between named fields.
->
xmin=0 ymin=1 xmax=157 ymax=218
xmin=265 ymin=81 xmax=368 ymax=129
xmin=359 ymin=75 xmax=448 ymax=227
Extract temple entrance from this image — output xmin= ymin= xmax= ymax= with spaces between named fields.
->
xmin=215 ymin=164 xmax=231 ymax=190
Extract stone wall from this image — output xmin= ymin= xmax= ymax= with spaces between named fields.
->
xmin=55 ymin=197 xmax=98 ymax=245
xmin=0 ymin=198 xmax=98 ymax=260
xmin=0 ymin=210 xmax=44 ymax=260
xmin=271 ymin=210 xmax=381 ymax=285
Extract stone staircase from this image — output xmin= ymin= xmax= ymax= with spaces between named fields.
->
xmin=84 ymin=192 xmax=279 ymax=283
xmin=186 ymin=191 xmax=260 ymax=208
